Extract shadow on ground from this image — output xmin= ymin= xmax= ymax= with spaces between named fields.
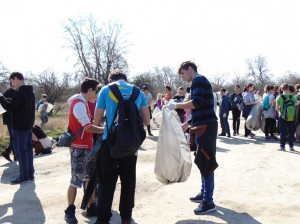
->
xmin=175 ymin=205 xmax=262 ymax=224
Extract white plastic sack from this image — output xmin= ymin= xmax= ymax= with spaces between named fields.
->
xmin=246 ymin=103 xmax=262 ymax=131
xmin=154 ymin=108 xmax=192 ymax=184
xmin=0 ymin=104 xmax=6 ymax=114
xmin=152 ymin=107 xmax=162 ymax=126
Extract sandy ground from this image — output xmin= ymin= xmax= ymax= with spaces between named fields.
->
xmin=1 ymin=124 xmax=300 ymax=224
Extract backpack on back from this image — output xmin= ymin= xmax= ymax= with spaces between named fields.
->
xmin=261 ymin=94 xmax=271 ymax=111
xmin=107 ymin=84 xmax=146 ymax=159
xmin=281 ymin=95 xmax=296 ymax=122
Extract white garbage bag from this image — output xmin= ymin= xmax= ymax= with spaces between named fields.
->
xmin=152 ymin=107 xmax=162 ymax=126
xmin=246 ymin=103 xmax=262 ymax=131
xmin=0 ymin=104 xmax=6 ymax=114
xmin=154 ymin=108 xmax=192 ymax=184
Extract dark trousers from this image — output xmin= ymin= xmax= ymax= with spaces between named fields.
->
xmin=279 ymin=117 xmax=294 ymax=148
xmin=12 ymin=129 xmax=34 ymax=180
xmin=219 ymin=114 xmax=230 ymax=135
xmin=232 ymin=108 xmax=241 ymax=133
xmin=243 ymin=115 xmax=251 ymax=137
xmin=265 ymin=118 xmax=275 ymax=137
xmin=5 ymin=124 xmax=15 ymax=155
xmin=96 ymin=141 xmax=137 ymax=223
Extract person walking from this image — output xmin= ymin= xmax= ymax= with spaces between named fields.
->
xmin=141 ymin=86 xmax=153 ymax=136
xmin=165 ymin=61 xmax=218 ymax=215
xmin=94 ymin=69 xmax=150 ymax=224
xmin=0 ymin=72 xmax=35 ymax=184
xmin=229 ymin=85 xmax=242 ymax=136
xmin=0 ymin=83 xmax=17 ymax=162
xmin=218 ymin=89 xmax=231 ymax=137
xmin=64 ymin=78 xmax=104 ymax=224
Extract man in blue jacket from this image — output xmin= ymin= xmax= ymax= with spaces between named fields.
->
xmin=218 ymin=89 xmax=231 ymax=137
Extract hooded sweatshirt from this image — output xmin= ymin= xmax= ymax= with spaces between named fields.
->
xmin=0 ymin=85 xmax=35 ymax=131
xmin=67 ymin=94 xmax=93 ymax=149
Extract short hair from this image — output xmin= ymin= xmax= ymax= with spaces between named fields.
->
xmin=289 ymin=85 xmax=295 ymax=93
xmin=220 ymin=88 xmax=226 ymax=92
xmin=80 ymin=77 xmax=100 ymax=93
xmin=281 ymin=83 xmax=289 ymax=91
xmin=178 ymin=61 xmax=198 ymax=74
xmin=108 ymin=69 xmax=127 ymax=82
xmin=274 ymin=85 xmax=279 ymax=91
xmin=165 ymin=85 xmax=171 ymax=91
xmin=178 ymin=86 xmax=184 ymax=90
xmin=235 ymin=85 xmax=240 ymax=88
xmin=9 ymin=72 xmax=24 ymax=81
xmin=42 ymin=94 xmax=48 ymax=98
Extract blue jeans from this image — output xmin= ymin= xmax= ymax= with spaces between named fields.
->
xmin=219 ymin=113 xmax=230 ymax=135
xmin=279 ymin=117 xmax=294 ymax=148
xmin=200 ymin=173 xmax=214 ymax=204
xmin=12 ymin=130 xmax=35 ymax=180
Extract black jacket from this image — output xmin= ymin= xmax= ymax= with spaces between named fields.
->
xmin=2 ymin=88 xmax=17 ymax=125
xmin=0 ymin=85 xmax=35 ymax=131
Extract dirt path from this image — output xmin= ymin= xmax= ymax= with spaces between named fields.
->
xmin=1 ymin=127 xmax=300 ymax=224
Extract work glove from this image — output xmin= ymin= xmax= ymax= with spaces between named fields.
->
xmin=164 ymin=102 xmax=177 ymax=110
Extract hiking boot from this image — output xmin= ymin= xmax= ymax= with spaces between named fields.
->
xmin=218 ymin=133 xmax=226 ymax=136
xmin=278 ymin=146 xmax=286 ymax=151
xmin=65 ymin=205 xmax=78 ymax=224
xmin=10 ymin=177 xmax=30 ymax=185
xmin=86 ymin=203 xmax=97 ymax=217
xmin=1 ymin=151 xmax=12 ymax=163
xmin=290 ymin=147 xmax=295 ymax=151
xmin=189 ymin=193 xmax=203 ymax=203
xmin=194 ymin=201 xmax=216 ymax=215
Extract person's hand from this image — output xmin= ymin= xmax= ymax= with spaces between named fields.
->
xmin=163 ymin=102 xmax=177 ymax=110
xmin=182 ymin=122 xmax=190 ymax=131
xmin=223 ymin=113 xmax=226 ymax=118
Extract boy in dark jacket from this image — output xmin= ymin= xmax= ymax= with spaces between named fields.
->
xmin=218 ymin=89 xmax=231 ymax=137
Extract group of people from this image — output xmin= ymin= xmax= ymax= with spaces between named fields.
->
xmin=218 ymin=82 xmax=300 ymax=151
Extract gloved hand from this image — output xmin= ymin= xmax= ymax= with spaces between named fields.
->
xmin=164 ymin=102 xmax=177 ymax=110
xmin=223 ymin=113 xmax=226 ymax=118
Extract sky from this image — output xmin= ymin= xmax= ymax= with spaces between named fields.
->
xmin=0 ymin=0 xmax=300 ymax=82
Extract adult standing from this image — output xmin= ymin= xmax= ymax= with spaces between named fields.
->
xmin=173 ymin=86 xmax=186 ymax=123
xmin=229 ymin=85 xmax=242 ymax=136
xmin=165 ymin=61 xmax=218 ymax=215
xmin=0 ymin=72 xmax=35 ymax=184
xmin=242 ymin=83 xmax=258 ymax=139
xmin=64 ymin=78 xmax=104 ymax=223
xmin=141 ymin=86 xmax=153 ymax=136
xmin=94 ymin=70 xmax=150 ymax=224
xmin=218 ymin=89 xmax=231 ymax=137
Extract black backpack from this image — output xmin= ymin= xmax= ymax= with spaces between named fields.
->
xmin=107 ymin=84 xmax=146 ymax=159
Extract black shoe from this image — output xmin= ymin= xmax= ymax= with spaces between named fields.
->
xmin=10 ymin=177 xmax=30 ymax=185
xmin=194 ymin=201 xmax=216 ymax=215
xmin=227 ymin=134 xmax=231 ymax=138
xmin=30 ymin=175 xmax=35 ymax=181
xmin=189 ymin=193 xmax=203 ymax=203
xmin=218 ymin=133 xmax=226 ymax=136
xmin=148 ymin=132 xmax=153 ymax=136
xmin=122 ymin=219 xmax=133 ymax=224
xmin=1 ymin=151 xmax=12 ymax=163
xmin=65 ymin=205 xmax=78 ymax=224
xmin=86 ymin=203 xmax=97 ymax=217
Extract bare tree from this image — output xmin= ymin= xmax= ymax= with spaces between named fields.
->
xmin=0 ymin=62 xmax=10 ymax=92
xmin=64 ymin=15 xmax=129 ymax=84
xmin=209 ymin=72 xmax=228 ymax=92
xmin=277 ymin=71 xmax=300 ymax=86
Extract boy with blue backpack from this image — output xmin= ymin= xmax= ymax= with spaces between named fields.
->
xmin=275 ymin=83 xmax=297 ymax=151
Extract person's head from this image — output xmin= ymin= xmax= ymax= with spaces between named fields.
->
xmin=251 ymin=86 xmax=257 ymax=94
xmin=234 ymin=85 xmax=241 ymax=93
xmin=42 ymin=94 xmax=48 ymax=102
xmin=280 ymin=83 xmax=289 ymax=93
xmin=264 ymin=84 xmax=274 ymax=93
xmin=274 ymin=85 xmax=279 ymax=92
xmin=178 ymin=61 xmax=198 ymax=82
xmin=108 ymin=69 xmax=127 ymax=83
xmin=80 ymin=77 xmax=100 ymax=100
xmin=295 ymin=84 xmax=300 ymax=93
xmin=9 ymin=72 xmax=25 ymax=89
xmin=220 ymin=88 xmax=226 ymax=96
xmin=177 ymin=86 xmax=184 ymax=96
xmin=157 ymin=93 xmax=162 ymax=100
xmin=141 ymin=86 xmax=149 ymax=94
xmin=289 ymin=85 xmax=295 ymax=94
xmin=244 ymin=83 xmax=254 ymax=92
xmin=165 ymin=85 xmax=171 ymax=93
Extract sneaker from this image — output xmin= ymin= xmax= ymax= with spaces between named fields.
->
xmin=148 ymin=132 xmax=153 ymax=136
xmin=247 ymin=135 xmax=253 ymax=139
xmin=265 ymin=136 xmax=271 ymax=141
xmin=1 ymin=151 xmax=12 ymax=163
xmin=218 ymin=133 xmax=226 ymax=136
xmin=290 ymin=147 xmax=295 ymax=151
xmin=86 ymin=203 xmax=97 ymax=217
xmin=249 ymin=132 xmax=256 ymax=137
xmin=10 ymin=177 xmax=30 ymax=185
xmin=194 ymin=201 xmax=216 ymax=215
xmin=65 ymin=205 xmax=78 ymax=224
xmin=189 ymin=193 xmax=203 ymax=203
xmin=278 ymin=146 xmax=286 ymax=151
xmin=227 ymin=134 xmax=231 ymax=138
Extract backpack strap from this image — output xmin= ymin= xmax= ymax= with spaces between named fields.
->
xmin=109 ymin=84 xmax=123 ymax=102
xmin=129 ymin=86 xmax=140 ymax=102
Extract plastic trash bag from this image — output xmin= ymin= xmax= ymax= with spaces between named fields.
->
xmin=154 ymin=108 xmax=192 ymax=184
xmin=246 ymin=103 xmax=262 ymax=131
xmin=0 ymin=104 xmax=6 ymax=114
